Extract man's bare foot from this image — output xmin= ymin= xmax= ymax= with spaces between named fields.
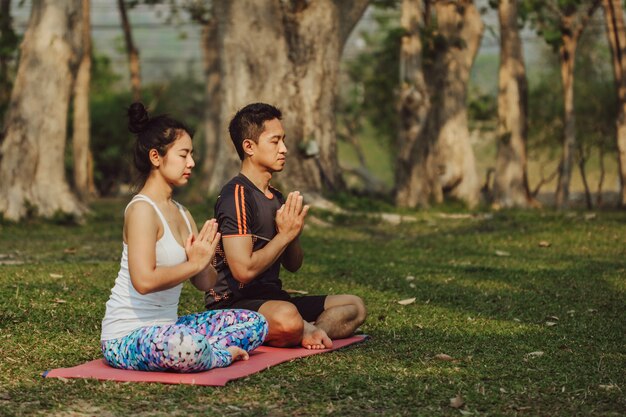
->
xmin=302 ymin=323 xmax=332 ymax=350
xmin=227 ymin=346 xmax=249 ymax=361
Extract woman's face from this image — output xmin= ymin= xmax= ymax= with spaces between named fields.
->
xmin=159 ymin=131 xmax=195 ymax=186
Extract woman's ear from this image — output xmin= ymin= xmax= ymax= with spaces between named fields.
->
xmin=148 ymin=149 xmax=161 ymax=167
xmin=242 ymin=139 xmax=255 ymax=158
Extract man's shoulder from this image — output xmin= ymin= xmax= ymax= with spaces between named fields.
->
xmin=215 ymin=177 xmax=255 ymax=211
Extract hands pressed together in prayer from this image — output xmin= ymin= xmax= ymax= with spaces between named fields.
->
xmin=276 ymin=191 xmax=309 ymax=242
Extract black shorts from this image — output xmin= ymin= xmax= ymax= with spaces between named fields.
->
xmin=208 ymin=290 xmax=327 ymax=322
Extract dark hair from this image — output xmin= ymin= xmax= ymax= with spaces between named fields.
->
xmin=127 ymin=102 xmax=193 ymax=186
xmin=228 ymin=103 xmax=282 ymax=160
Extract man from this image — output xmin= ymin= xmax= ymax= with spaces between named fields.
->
xmin=205 ymin=102 xmax=366 ymax=349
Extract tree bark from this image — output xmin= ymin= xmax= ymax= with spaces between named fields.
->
xmin=555 ymin=26 xmax=577 ymax=208
xmin=554 ymin=1 xmax=601 ymax=208
xmin=200 ymin=14 xmax=220 ymax=197
xmin=0 ymin=0 xmax=85 ymax=221
xmin=395 ymin=0 xmax=437 ymax=207
xmin=117 ymin=0 xmax=141 ymax=101
xmin=72 ymin=0 xmax=96 ymax=200
xmin=210 ymin=0 xmax=369 ymax=195
xmin=425 ymin=0 xmax=483 ymax=207
xmin=493 ymin=0 xmax=533 ymax=208
xmin=602 ymin=0 xmax=626 ymax=207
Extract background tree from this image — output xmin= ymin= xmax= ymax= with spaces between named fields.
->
xmin=72 ymin=0 xmax=97 ymax=200
xmin=0 ymin=0 xmax=85 ymax=221
xmin=421 ymin=0 xmax=484 ymax=207
xmin=602 ymin=0 xmax=626 ymax=206
xmin=210 ymin=0 xmax=369 ymax=197
xmin=524 ymin=0 xmax=601 ymax=208
xmin=492 ymin=0 xmax=534 ymax=208
xmin=395 ymin=0 xmax=436 ymax=207
xmin=118 ymin=0 xmax=142 ymax=101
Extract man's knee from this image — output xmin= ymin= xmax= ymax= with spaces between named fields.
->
xmin=349 ymin=295 xmax=367 ymax=325
xmin=260 ymin=302 xmax=304 ymax=341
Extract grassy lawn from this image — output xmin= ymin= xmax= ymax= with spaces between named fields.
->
xmin=0 ymin=198 xmax=624 ymax=416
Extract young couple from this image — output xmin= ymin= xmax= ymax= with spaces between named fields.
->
xmin=101 ymin=102 xmax=367 ymax=372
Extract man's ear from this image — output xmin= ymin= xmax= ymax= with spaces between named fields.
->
xmin=148 ymin=149 xmax=161 ymax=167
xmin=242 ymin=139 xmax=255 ymax=158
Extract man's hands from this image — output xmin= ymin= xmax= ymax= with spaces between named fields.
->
xmin=275 ymin=191 xmax=309 ymax=242
xmin=185 ymin=219 xmax=221 ymax=273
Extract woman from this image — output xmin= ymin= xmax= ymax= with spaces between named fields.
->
xmin=101 ymin=102 xmax=267 ymax=372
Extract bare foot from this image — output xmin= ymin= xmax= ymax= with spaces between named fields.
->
xmin=227 ymin=346 xmax=249 ymax=361
xmin=302 ymin=323 xmax=332 ymax=350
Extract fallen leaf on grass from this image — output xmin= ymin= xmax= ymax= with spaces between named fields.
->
xmin=53 ymin=298 xmax=66 ymax=304
xmin=599 ymin=384 xmax=617 ymax=391
xmin=284 ymin=289 xmax=308 ymax=295
xmin=449 ymin=394 xmax=465 ymax=409
xmin=546 ymin=315 xmax=559 ymax=321
xmin=397 ymin=297 xmax=416 ymax=305
xmin=459 ymin=410 xmax=473 ymax=416
xmin=584 ymin=213 xmax=597 ymax=220
xmin=495 ymin=250 xmax=510 ymax=257
xmin=405 ymin=275 xmax=415 ymax=281
xmin=56 ymin=377 xmax=69 ymax=383
xmin=545 ymin=321 xmax=558 ymax=327
xmin=63 ymin=247 xmax=77 ymax=254
xmin=526 ymin=351 xmax=544 ymax=358
xmin=49 ymin=273 xmax=63 ymax=278
xmin=434 ymin=353 xmax=455 ymax=361
xmin=538 ymin=240 xmax=551 ymax=247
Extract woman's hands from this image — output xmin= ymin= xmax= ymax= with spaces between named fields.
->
xmin=185 ymin=219 xmax=221 ymax=274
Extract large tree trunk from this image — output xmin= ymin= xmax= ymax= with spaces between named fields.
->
xmin=493 ymin=0 xmax=533 ymax=208
xmin=200 ymin=15 xmax=220 ymax=197
xmin=0 ymin=0 xmax=85 ymax=221
xmin=426 ymin=0 xmax=483 ymax=207
xmin=72 ymin=0 xmax=96 ymax=200
xmin=602 ymin=0 xmax=626 ymax=207
xmin=117 ymin=0 xmax=141 ymax=101
xmin=555 ymin=28 xmax=577 ymax=208
xmin=210 ymin=0 xmax=369 ymax=195
xmin=395 ymin=0 xmax=437 ymax=207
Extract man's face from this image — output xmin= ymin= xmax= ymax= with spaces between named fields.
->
xmin=251 ymin=118 xmax=287 ymax=172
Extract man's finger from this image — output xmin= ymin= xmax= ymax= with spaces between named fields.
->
xmin=294 ymin=194 xmax=303 ymax=215
xmin=300 ymin=205 xmax=310 ymax=219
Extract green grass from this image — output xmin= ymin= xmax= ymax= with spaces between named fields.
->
xmin=1 ymin=198 xmax=625 ymax=416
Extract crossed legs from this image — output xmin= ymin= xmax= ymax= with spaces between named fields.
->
xmin=258 ymin=294 xmax=367 ymax=349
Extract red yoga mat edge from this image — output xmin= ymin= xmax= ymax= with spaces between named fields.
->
xmin=43 ymin=335 xmax=369 ymax=386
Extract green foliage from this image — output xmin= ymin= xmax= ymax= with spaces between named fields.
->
xmin=89 ymin=53 xmax=206 ymax=196
xmin=1 ymin=199 xmax=625 ymax=416
xmin=340 ymin=7 xmax=401 ymax=149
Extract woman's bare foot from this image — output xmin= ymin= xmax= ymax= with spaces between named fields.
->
xmin=227 ymin=346 xmax=249 ymax=361
xmin=302 ymin=322 xmax=332 ymax=349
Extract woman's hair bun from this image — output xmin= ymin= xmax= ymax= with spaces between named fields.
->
xmin=128 ymin=102 xmax=150 ymax=134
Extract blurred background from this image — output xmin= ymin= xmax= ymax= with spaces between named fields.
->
xmin=1 ymin=0 xmax=625 ymax=222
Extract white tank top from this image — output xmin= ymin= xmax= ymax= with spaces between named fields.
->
xmin=101 ymin=194 xmax=192 ymax=340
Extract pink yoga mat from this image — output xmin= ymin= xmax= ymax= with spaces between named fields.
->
xmin=43 ymin=335 xmax=368 ymax=386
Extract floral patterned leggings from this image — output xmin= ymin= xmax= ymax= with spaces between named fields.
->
xmin=101 ymin=309 xmax=268 ymax=373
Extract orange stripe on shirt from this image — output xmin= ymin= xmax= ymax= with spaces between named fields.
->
xmin=240 ymin=185 xmax=247 ymax=233
xmin=234 ymin=184 xmax=242 ymax=235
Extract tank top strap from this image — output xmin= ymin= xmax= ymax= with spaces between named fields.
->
xmin=125 ymin=194 xmax=172 ymax=236
xmin=172 ymin=200 xmax=192 ymax=234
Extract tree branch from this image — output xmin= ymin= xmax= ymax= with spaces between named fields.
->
xmin=335 ymin=0 xmax=370 ymax=44
xmin=572 ymin=0 xmax=601 ymax=41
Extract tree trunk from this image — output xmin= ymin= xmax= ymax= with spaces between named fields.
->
xmin=555 ymin=28 xmax=577 ymax=208
xmin=72 ymin=0 xmax=96 ymax=200
xmin=117 ymin=0 xmax=141 ymax=101
xmin=395 ymin=0 xmax=437 ymax=208
xmin=210 ymin=0 xmax=369 ymax=195
xmin=0 ymin=0 xmax=85 ymax=221
xmin=200 ymin=15 xmax=220 ymax=197
xmin=493 ymin=0 xmax=533 ymax=208
xmin=602 ymin=0 xmax=626 ymax=207
xmin=425 ymin=0 xmax=483 ymax=207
